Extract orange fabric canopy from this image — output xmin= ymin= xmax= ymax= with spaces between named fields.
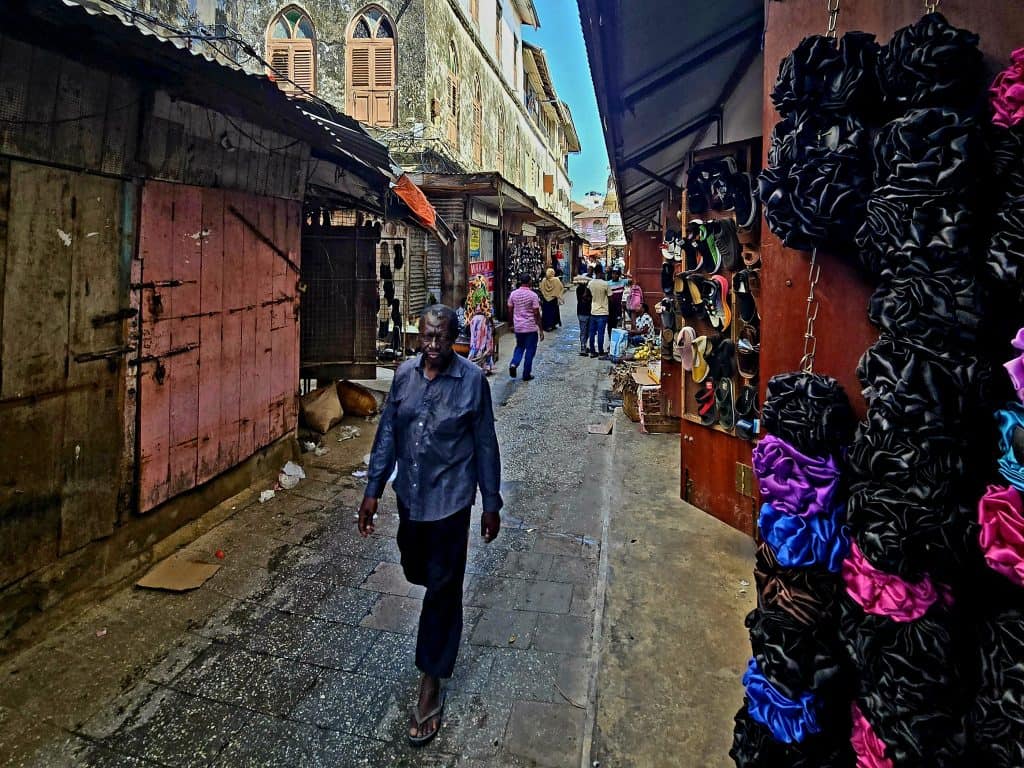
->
xmin=392 ymin=174 xmax=437 ymax=231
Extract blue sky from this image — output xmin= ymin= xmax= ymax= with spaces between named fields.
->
xmin=522 ymin=1 xmax=608 ymax=202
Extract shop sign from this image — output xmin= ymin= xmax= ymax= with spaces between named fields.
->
xmin=521 ymin=223 xmax=536 ymax=236
xmin=469 ymin=260 xmax=494 ymax=277
xmin=469 ymin=226 xmax=481 ymax=260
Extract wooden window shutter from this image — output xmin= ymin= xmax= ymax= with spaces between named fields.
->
xmin=543 ymin=174 xmax=554 ymax=195
xmin=373 ymin=46 xmax=394 ymax=89
xmin=292 ymin=43 xmax=314 ymax=96
xmin=351 ymin=46 xmax=371 ymax=89
xmin=473 ymin=101 xmax=483 ymax=164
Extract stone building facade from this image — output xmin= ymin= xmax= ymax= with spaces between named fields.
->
xmin=133 ymin=0 xmax=575 ymax=227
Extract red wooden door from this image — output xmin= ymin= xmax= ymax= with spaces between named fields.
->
xmin=137 ymin=182 xmax=300 ymax=512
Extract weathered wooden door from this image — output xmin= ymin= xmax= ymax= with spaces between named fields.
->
xmin=137 ymin=182 xmax=300 ymax=512
xmin=0 ymin=160 xmax=129 ymax=584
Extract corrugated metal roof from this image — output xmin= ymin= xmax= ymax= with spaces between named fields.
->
xmin=4 ymin=0 xmax=453 ymax=239
xmin=8 ymin=0 xmax=394 ymax=184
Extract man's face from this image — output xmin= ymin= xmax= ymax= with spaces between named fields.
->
xmin=419 ymin=316 xmax=454 ymax=366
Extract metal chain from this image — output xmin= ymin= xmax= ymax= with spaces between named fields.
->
xmin=799 ymin=249 xmax=823 ymax=373
xmin=825 ymin=0 xmax=841 ymax=38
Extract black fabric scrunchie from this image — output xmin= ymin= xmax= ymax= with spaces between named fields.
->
xmin=867 ymin=275 xmax=983 ymax=346
xmin=759 ymin=141 xmax=871 ymax=253
xmin=846 ymin=480 xmax=974 ymax=581
xmin=988 ymin=127 xmax=1024 ymax=197
xmin=857 ymin=335 xmax=985 ymax=429
xmin=760 ymin=372 xmax=856 ymax=458
xmin=838 ymin=597 xmax=968 ymax=768
xmin=970 ymin=608 xmax=1024 ymax=768
xmin=771 ymin=32 xmax=880 ymax=116
xmin=876 ymin=13 xmax=984 ymax=110
xmin=870 ymin=108 xmax=978 ymax=200
xmin=755 ymin=541 xmax=841 ymax=627
xmin=987 ymin=201 xmax=1024 ymax=284
xmin=768 ymin=112 xmax=871 ymax=169
xmin=848 ymin=422 xmax=965 ymax=501
xmin=856 ymin=199 xmax=974 ymax=278
xmin=746 ymin=607 xmax=844 ymax=700
xmin=730 ymin=702 xmax=856 ymax=768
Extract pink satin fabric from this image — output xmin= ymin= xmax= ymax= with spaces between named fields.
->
xmin=978 ymin=484 xmax=1024 ymax=587
xmin=842 ymin=541 xmax=944 ymax=622
xmin=991 ymin=48 xmax=1024 ymax=128
xmin=851 ymin=701 xmax=893 ymax=768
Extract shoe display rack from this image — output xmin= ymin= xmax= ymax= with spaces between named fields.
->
xmin=670 ymin=139 xmax=763 ymax=440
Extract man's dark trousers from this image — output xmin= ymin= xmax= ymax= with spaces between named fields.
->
xmin=396 ymin=501 xmax=471 ymax=678
xmin=510 ymin=331 xmax=539 ymax=378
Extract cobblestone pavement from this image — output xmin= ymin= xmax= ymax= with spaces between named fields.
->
xmin=0 ymin=303 xmax=623 ymax=768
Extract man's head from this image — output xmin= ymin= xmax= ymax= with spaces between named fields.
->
xmin=419 ymin=304 xmax=459 ymax=366
xmin=518 ymin=272 xmax=532 ymax=287
xmin=611 ymin=268 xmax=621 ymax=280
xmin=594 ymin=263 xmax=605 ymax=277
xmin=641 ymin=303 xmax=650 ymax=314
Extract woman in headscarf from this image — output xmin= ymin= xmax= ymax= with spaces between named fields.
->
xmin=466 ymin=275 xmax=494 ymax=375
xmin=539 ymin=267 xmax=563 ymax=332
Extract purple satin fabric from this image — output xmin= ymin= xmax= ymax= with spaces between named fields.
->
xmin=1006 ymin=356 xmax=1024 ymax=403
xmin=978 ymin=484 xmax=1024 ymax=587
xmin=991 ymin=48 xmax=1024 ymax=128
xmin=851 ymin=701 xmax=894 ymax=768
xmin=752 ymin=434 xmax=841 ymax=517
xmin=842 ymin=540 xmax=946 ymax=622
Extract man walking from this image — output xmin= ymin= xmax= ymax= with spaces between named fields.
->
xmin=575 ymin=277 xmax=592 ymax=357
xmin=359 ymin=305 xmax=502 ymax=747
xmin=587 ymin=264 xmax=611 ymax=358
xmin=507 ymin=273 xmax=544 ymax=381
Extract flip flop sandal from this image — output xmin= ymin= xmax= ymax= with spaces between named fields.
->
xmin=716 ymin=378 xmax=735 ymax=430
xmin=696 ymin=380 xmax=717 ymax=426
xmin=409 ymin=689 xmax=447 ymax=747
xmin=736 ymin=384 xmax=759 ymax=419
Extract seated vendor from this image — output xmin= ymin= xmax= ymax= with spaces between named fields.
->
xmin=630 ymin=303 xmax=654 ymax=345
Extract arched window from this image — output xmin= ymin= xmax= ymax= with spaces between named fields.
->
xmin=348 ymin=6 xmax=396 ymax=127
xmin=267 ymin=6 xmax=317 ymax=98
xmin=446 ymin=43 xmax=460 ymax=147
xmin=496 ymin=111 xmax=506 ymax=174
xmin=472 ymin=78 xmax=483 ymax=165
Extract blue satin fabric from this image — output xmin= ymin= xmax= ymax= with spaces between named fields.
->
xmin=758 ymin=502 xmax=850 ymax=572
xmin=743 ymin=657 xmax=823 ymax=744
xmin=997 ymin=405 xmax=1024 ymax=491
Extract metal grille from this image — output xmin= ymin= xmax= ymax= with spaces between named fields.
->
xmin=300 ymin=224 xmax=378 ymax=377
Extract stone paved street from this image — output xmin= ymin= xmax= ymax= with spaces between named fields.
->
xmin=0 ymin=296 xmax=753 ymax=767
xmin=0 ymin=307 xmax=613 ymax=768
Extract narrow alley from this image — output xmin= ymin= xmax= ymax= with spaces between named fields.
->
xmin=1 ymin=304 xmax=753 ymax=768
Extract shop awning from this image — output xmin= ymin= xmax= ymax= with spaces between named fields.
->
xmin=412 ymin=172 xmax=572 ymax=235
xmin=6 ymin=0 xmax=450 ymax=241
xmin=577 ymin=0 xmax=763 ymax=233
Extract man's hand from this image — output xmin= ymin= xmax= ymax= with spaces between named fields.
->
xmin=358 ymin=497 xmax=378 ymax=537
xmin=539 ymin=330 xmax=545 ymax=342
xmin=481 ymin=511 xmax=501 ymax=543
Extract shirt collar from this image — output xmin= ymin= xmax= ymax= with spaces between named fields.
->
xmin=414 ymin=353 xmax=465 ymax=378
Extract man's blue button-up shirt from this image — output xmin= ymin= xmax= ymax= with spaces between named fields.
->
xmin=365 ymin=353 xmax=503 ymax=521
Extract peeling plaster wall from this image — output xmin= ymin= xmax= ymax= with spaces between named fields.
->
xmin=423 ymin=0 xmax=571 ymax=224
xmin=125 ymin=0 xmax=570 ymax=225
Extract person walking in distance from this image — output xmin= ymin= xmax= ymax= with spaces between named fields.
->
xmin=507 ymin=273 xmax=544 ymax=381
xmin=359 ymin=305 xmax=502 ymax=747
xmin=587 ymin=264 xmax=611 ymax=358
xmin=575 ymin=278 xmax=592 ymax=357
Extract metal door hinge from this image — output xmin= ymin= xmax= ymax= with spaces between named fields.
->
xmin=735 ymin=462 xmax=755 ymax=498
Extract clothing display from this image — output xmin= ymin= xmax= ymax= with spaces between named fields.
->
xmin=735 ymin=12 xmax=1024 ymax=768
